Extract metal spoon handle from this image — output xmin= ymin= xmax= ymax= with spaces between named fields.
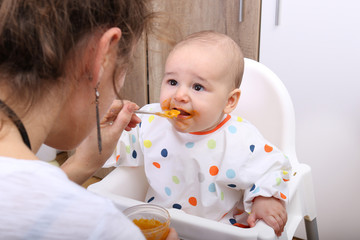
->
xmin=134 ymin=110 xmax=158 ymax=115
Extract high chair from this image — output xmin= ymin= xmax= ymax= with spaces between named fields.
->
xmin=88 ymin=58 xmax=319 ymax=240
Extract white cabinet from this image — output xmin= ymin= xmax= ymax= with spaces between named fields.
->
xmin=259 ymin=0 xmax=360 ymax=239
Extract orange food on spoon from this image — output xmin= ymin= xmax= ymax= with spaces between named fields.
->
xmin=158 ymin=109 xmax=180 ymax=118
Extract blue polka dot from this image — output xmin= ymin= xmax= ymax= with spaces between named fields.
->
xmin=208 ymin=183 xmax=216 ymax=192
xmin=165 ymin=187 xmax=171 ymax=196
xmin=172 ymin=203 xmax=182 ymax=209
xmin=252 ymin=187 xmax=260 ymax=194
xmin=147 ymin=196 xmax=154 ymax=203
xmin=131 ymin=134 xmax=136 ymax=143
xmin=228 ymin=184 xmax=237 ymax=188
xmin=132 ymin=150 xmax=137 ymax=159
xmin=228 ymin=125 xmax=237 ymax=134
xmin=226 ymin=169 xmax=236 ymax=179
xmin=229 ymin=218 xmax=237 ymax=225
xmin=250 ymin=184 xmax=256 ymax=192
xmin=185 ymin=142 xmax=194 ymax=148
xmin=250 ymin=145 xmax=255 ymax=152
xmin=161 ymin=148 xmax=168 ymax=157
xmin=139 ymin=122 xmax=142 ymax=128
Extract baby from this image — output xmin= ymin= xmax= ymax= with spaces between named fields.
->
xmin=106 ymin=31 xmax=291 ymax=236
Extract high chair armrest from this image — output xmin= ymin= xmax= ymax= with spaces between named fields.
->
xmin=88 ymin=166 xmax=148 ymax=201
xmin=88 ymin=165 xmax=281 ymax=239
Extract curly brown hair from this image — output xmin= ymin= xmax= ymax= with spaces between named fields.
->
xmin=0 ymin=0 xmax=154 ymax=108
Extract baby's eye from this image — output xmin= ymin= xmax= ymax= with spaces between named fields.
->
xmin=168 ymin=79 xmax=177 ymax=86
xmin=193 ymin=83 xmax=204 ymax=91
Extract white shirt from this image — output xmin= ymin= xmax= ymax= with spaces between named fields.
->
xmin=0 ymin=157 xmax=145 ymax=240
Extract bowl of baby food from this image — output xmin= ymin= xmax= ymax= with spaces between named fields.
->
xmin=123 ymin=204 xmax=170 ymax=240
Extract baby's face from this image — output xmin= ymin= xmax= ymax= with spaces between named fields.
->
xmin=160 ymin=43 xmax=233 ymax=133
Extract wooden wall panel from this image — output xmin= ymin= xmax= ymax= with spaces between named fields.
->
xmin=119 ymin=35 xmax=148 ymax=107
xmin=147 ymin=0 xmax=261 ymax=103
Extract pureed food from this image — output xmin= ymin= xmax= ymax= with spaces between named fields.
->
xmin=159 ymin=109 xmax=180 ymax=118
xmin=123 ymin=204 xmax=170 ymax=240
xmin=133 ymin=218 xmax=169 ymax=240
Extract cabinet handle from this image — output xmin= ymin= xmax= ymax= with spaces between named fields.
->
xmin=275 ymin=0 xmax=281 ymax=25
xmin=239 ymin=0 xmax=243 ymax=22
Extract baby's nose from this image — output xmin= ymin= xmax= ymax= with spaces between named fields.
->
xmin=174 ymin=87 xmax=190 ymax=102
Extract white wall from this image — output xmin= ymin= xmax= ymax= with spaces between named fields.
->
xmin=259 ymin=0 xmax=360 ymax=239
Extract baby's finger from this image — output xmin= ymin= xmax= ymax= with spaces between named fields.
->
xmin=264 ymin=215 xmax=281 ymax=236
xmin=273 ymin=214 xmax=285 ymax=236
xmin=246 ymin=213 xmax=257 ymax=228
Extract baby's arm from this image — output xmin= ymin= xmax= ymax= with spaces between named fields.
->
xmin=247 ymin=196 xmax=287 ymax=237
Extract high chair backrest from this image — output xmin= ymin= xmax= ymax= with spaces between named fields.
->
xmin=234 ymin=58 xmax=298 ymax=166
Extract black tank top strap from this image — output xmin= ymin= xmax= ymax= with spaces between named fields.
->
xmin=0 ymin=99 xmax=31 ymax=150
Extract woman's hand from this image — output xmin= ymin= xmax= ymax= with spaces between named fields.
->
xmin=247 ymin=196 xmax=287 ymax=237
xmin=166 ymin=228 xmax=179 ymax=240
xmin=61 ymin=100 xmax=140 ymax=184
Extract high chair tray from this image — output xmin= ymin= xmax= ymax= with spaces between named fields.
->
xmin=88 ymin=184 xmax=277 ymax=240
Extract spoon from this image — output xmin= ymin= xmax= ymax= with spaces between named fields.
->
xmin=135 ymin=109 xmax=180 ymax=119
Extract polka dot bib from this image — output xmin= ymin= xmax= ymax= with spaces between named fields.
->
xmin=114 ymin=103 xmax=291 ymax=222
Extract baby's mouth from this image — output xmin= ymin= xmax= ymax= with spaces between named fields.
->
xmin=173 ymin=108 xmax=191 ymax=118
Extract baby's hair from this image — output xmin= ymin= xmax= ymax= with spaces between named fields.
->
xmin=174 ymin=30 xmax=244 ymax=89
xmin=0 ymin=0 xmax=154 ymax=110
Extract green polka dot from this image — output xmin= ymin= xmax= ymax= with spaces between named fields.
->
xmin=125 ymin=145 xmax=131 ymax=154
xmin=276 ymin=177 xmax=281 ymax=186
xmin=207 ymin=139 xmax=216 ymax=149
xmin=144 ymin=140 xmax=152 ymax=148
xmin=172 ymin=176 xmax=180 ymax=184
xmin=221 ymin=191 xmax=224 ymax=200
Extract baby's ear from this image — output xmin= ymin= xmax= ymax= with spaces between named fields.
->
xmin=224 ymin=89 xmax=241 ymax=114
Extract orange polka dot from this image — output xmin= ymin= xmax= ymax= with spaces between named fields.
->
xmin=233 ymin=223 xmax=250 ymax=228
xmin=189 ymin=197 xmax=197 ymax=206
xmin=153 ymin=162 xmax=160 ymax=168
xmin=209 ymin=166 xmax=219 ymax=176
xmin=280 ymin=192 xmax=287 ymax=200
xmin=282 ymin=178 xmax=290 ymax=182
xmin=221 ymin=212 xmax=228 ymax=219
xmin=116 ymin=155 xmax=120 ymax=162
xmin=264 ymin=144 xmax=273 ymax=153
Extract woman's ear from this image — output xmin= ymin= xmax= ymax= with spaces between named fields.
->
xmin=91 ymin=27 xmax=122 ymax=87
xmin=223 ymin=88 xmax=241 ymax=114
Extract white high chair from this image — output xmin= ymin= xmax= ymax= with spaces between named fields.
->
xmin=88 ymin=58 xmax=319 ymax=240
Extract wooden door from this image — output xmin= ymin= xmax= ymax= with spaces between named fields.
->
xmin=147 ymin=0 xmax=261 ymax=103
xmin=119 ymin=36 xmax=148 ymax=107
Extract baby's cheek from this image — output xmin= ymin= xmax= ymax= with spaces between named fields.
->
xmin=160 ymin=98 xmax=171 ymax=110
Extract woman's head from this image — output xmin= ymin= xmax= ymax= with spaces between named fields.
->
xmin=0 ymin=0 xmax=153 ymax=109
xmin=0 ymin=0 xmax=154 ymax=150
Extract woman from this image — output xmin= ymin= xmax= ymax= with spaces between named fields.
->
xmin=0 ymin=0 xmax=178 ymax=239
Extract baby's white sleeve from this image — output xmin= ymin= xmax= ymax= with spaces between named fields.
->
xmin=242 ymin=146 xmax=292 ymax=213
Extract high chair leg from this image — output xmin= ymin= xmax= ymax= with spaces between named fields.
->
xmin=304 ymin=217 xmax=319 ymax=240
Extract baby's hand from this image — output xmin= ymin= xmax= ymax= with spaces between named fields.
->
xmin=247 ymin=196 xmax=287 ymax=236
